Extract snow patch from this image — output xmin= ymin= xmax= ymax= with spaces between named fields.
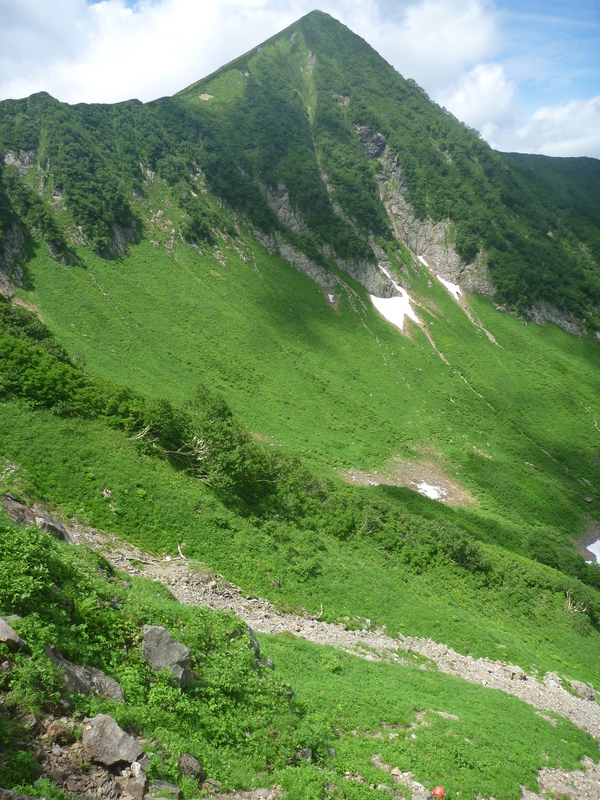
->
xmin=327 ymin=293 xmax=335 ymax=303
xmin=370 ymin=292 xmax=419 ymax=331
xmin=587 ymin=539 xmax=600 ymax=564
xmin=370 ymin=264 xmax=421 ymax=331
xmin=413 ymin=481 xmax=447 ymax=501
xmin=418 ymin=255 xmax=429 ymax=267
xmin=437 ymin=274 xmax=462 ymax=301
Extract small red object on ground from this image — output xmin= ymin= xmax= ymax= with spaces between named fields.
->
xmin=432 ymin=787 xmax=445 ymax=799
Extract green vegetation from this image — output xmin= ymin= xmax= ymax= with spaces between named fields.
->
xmin=1 ymin=10 xmax=600 ymax=798
xmin=1 ymin=519 xmax=598 ymax=800
xmin=0 ymin=519 xmax=326 ymax=793
xmin=2 ymin=294 xmax=600 ymax=694
xmin=2 ymin=12 xmax=599 ymax=319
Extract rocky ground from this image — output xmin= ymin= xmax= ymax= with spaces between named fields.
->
xmin=65 ymin=520 xmax=600 ymax=741
xmin=3 ymin=501 xmax=600 ymax=799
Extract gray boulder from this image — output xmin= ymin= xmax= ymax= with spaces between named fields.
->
xmin=3 ymin=495 xmax=73 ymax=544
xmin=33 ymin=509 xmax=73 ymax=544
xmin=82 ymin=714 xmax=142 ymax=765
xmin=142 ymin=626 xmax=191 ymax=688
xmin=44 ymin=645 xmax=124 ymax=701
xmin=0 ymin=618 xmax=28 ymax=652
xmin=571 ymin=679 xmax=597 ymax=702
xmin=148 ymin=780 xmax=181 ymax=799
xmin=179 ymin=753 xmax=206 ymax=781
xmin=123 ymin=761 xmax=147 ymax=800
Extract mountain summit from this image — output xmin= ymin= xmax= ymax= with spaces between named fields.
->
xmin=1 ymin=10 xmax=599 ymax=331
xmin=1 ymin=11 xmax=600 ymax=799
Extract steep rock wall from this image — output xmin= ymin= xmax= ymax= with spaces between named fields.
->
xmin=375 ymin=148 xmax=495 ymax=297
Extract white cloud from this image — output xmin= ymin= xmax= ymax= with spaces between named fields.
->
xmin=0 ymin=0 xmax=503 ymax=103
xmin=367 ymin=0 xmax=500 ymax=93
xmin=493 ymin=95 xmax=600 ymax=158
xmin=438 ymin=63 xmax=516 ymax=134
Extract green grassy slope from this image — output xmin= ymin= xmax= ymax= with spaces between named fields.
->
xmin=1 ymin=519 xmax=597 ymax=800
xmin=2 ymin=12 xmax=599 ymax=322
xmin=16 ymin=226 xmax=600 ymax=553
xmin=1 ymin=11 xmax=600 ymax=797
xmin=3 ymin=220 xmax=600 ymax=686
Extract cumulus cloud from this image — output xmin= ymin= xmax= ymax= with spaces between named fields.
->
xmin=494 ymin=95 xmax=600 ymax=158
xmin=0 ymin=0 xmax=303 ymax=102
xmin=438 ymin=63 xmax=516 ymax=137
xmin=369 ymin=0 xmax=500 ymax=93
xmin=0 ymin=0 xmax=503 ymax=103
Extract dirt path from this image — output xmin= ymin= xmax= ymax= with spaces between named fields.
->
xmin=66 ymin=521 xmax=600 ymax=742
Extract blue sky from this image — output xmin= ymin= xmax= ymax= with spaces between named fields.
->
xmin=500 ymin=0 xmax=599 ymax=107
xmin=0 ymin=0 xmax=599 ymax=157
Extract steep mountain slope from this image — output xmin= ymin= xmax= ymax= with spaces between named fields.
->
xmin=1 ymin=10 xmax=600 ymax=800
xmin=1 ymin=12 xmax=599 ymax=326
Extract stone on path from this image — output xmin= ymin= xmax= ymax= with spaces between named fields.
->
xmin=179 ymin=753 xmax=206 ymax=781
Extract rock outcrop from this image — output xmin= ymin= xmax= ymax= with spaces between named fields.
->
xmin=376 ymin=148 xmax=495 ymax=297
xmin=82 ymin=714 xmax=143 ymax=766
xmin=264 ymin=182 xmax=306 ymax=233
xmin=526 ymin=300 xmax=584 ymax=337
xmin=44 ymin=644 xmax=125 ymax=702
xmin=142 ymin=625 xmax=191 ymax=688
xmin=99 ymin=222 xmax=139 ymax=259
xmin=0 ymin=223 xmax=26 ymax=299
xmin=3 ymin=495 xmax=74 ymax=544
xmin=355 ymin=126 xmax=386 ymax=159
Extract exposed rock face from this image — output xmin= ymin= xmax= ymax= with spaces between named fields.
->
xmin=142 ymin=625 xmax=191 ymax=688
xmin=333 ymin=254 xmax=394 ymax=297
xmin=3 ymin=149 xmax=37 ymax=174
xmin=3 ymin=495 xmax=74 ymax=544
xmin=0 ymin=223 xmax=26 ymax=299
xmin=376 ymin=148 xmax=495 ymax=297
xmin=0 ymin=618 xmax=28 ymax=652
xmin=265 ymin=182 xmax=306 ymax=233
xmin=100 ymin=222 xmax=139 ymax=259
xmin=355 ymin=126 xmax=386 ymax=159
xmin=526 ymin=300 xmax=584 ymax=337
xmin=276 ymin=238 xmax=334 ymax=289
xmin=44 ymin=644 xmax=125 ymax=702
xmin=82 ymin=714 xmax=143 ymax=766
xmin=275 ymin=236 xmax=393 ymax=298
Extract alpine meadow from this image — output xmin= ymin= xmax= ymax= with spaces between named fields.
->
xmin=0 ymin=10 xmax=600 ymax=800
